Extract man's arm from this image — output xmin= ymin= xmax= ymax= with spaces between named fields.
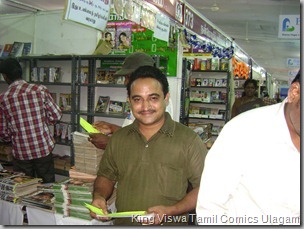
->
xmin=45 ymin=90 xmax=62 ymax=124
xmin=90 ymin=176 xmax=116 ymax=219
xmin=0 ymin=108 xmax=10 ymax=142
xmin=89 ymin=133 xmax=110 ymax=150
xmin=93 ymin=121 xmax=121 ymax=134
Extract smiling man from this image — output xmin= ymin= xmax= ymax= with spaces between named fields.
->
xmin=89 ymin=66 xmax=208 ymax=225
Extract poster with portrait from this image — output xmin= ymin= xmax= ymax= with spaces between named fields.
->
xmin=103 ymin=25 xmax=116 ymax=49
xmin=116 ymin=23 xmax=132 ymax=51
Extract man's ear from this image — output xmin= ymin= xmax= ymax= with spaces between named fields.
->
xmin=165 ymin=92 xmax=170 ymax=105
xmin=287 ymin=82 xmax=300 ymax=103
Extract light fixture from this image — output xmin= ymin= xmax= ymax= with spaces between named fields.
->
xmin=211 ymin=3 xmax=219 ymax=11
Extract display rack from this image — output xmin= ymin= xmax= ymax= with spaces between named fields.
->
xmin=180 ymin=57 xmax=231 ymax=141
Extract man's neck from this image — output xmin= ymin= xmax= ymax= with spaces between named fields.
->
xmin=138 ymin=117 xmax=165 ymax=141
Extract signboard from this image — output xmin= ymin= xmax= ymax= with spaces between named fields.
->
xmin=287 ymin=58 xmax=300 ymax=68
xmin=146 ymin=0 xmax=184 ymax=24
xmin=64 ymin=0 xmax=110 ymax=31
xmin=278 ymin=15 xmax=300 ymax=39
xmin=154 ymin=14 xmax=170 ymax=42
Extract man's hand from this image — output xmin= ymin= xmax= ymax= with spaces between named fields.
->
xmin=90 ymin=196 xmax=111 ymax=221
xmin=89 ymin=133 xmax=110 ymax=150
xmin=93 ymin=121 xmax=121 ymax=134
xmin=144 ymin=205 xmax=174 ymax=225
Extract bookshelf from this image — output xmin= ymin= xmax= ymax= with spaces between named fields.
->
xmin=180 ymin=57 xmax=231 ymax=143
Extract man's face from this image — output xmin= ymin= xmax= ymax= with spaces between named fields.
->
xmin=244 ymin=83 xmax=256 ymax=97
xmin=128 ymin=77 xmax=169 ymax=126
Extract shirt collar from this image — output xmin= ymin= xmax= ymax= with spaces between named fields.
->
xmin=8 ymin=80 xmax=26 ymax=89
xmin=128 ymin=112 xmax=175 ymax=137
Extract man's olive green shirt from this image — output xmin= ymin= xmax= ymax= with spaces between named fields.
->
xmin=97 ymin=112 xmax=207 ymax=225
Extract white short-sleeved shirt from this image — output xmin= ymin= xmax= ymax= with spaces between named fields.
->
xmin=196 ymin=99 xmax=300 ymax=225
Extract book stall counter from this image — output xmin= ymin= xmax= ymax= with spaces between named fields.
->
xmin=0 ymin=199 xmax=24 ymax=225
xmin=0 ymin=200 xmax=113 ymax=225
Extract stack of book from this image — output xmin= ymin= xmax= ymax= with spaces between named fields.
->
xmin=0 ymin=170 xmax=42 ymax=203
xmin=52 ymin=178 xmax=94 ymax=220
xmin=69 ymin=167 xmax=96 ymax=182
xmin=53 ymin=155 xmax=71 ymax=172
xmin=72 ymin=132 xmax=104 ymax=175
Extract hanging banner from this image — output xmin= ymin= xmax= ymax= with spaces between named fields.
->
xmin=278 ymin=15 xmax=300 ymax=39
xmin=154 ymin=14 xmax=170 ymax=42
xmin=146 ymin=0 xmax=184 ymax=24
xmin=63 ymin=0 xmax=110 ymax=31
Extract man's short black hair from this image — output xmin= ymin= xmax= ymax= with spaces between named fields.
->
xmin=0 ymin=58 xmax=22 ymax=81
xmin=292 ymin=69 xmax=300 ymax=84
xmin=127 ymin=65 xmax=169 ymax=98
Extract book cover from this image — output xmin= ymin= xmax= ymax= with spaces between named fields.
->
xmin=95 ymin=68 xmax=116 ymax=84
xmin=201 ymin=91 xmax=211 ymax=103
xmin=189 ymin=105 xmax=200 ymax=117
xmin=9 ymin=42 xmax=24 ymax=57
xmin=220 ymin=58 xmax=229 ymax=71
xmin=211 ymin=58 xmax=219 ymax=70
xmin=124 ymin=101 xmax=131 ymax=115
xmin=22 ymin=42 xmax=32 ymax=56
xmin=80 ymin=66 xmax=88 ymax=83
xmin=1 ymin=44 xmax=13 ymax=57
xmin=195 ymin=78 xmax=202 ymax=86
xmin=108 ymin=100 xmax=125 ymax=114
xmin=202 ymin=78 xmax=209 ymax=86
xmin=210 ymin=91 xmax=221 ymax=103
xmin=222 ymin=79 xmax=227 ymax=87
xmin=215 ymin=79 xmax=223 ymax=87
xmin=218 ymin=109 xmax=226 ymax=119
xmin=95 ymin=96 xmax=110 ymax=113
xmin=116 ymin=24 xmax=132 ymax=51
xmin=21 ymin=190 xmax=54 ymax=210
xmin=59 ymin=93 xmax=72 ymax=111
xmin=190 ymin=90 xmax=202 ymax=102
xmin=190 ymin=78 xmax=197 ymax=87
xmin=220 ymin=92 xmax=227 ymax=102
xmin=104 ymin=27 xmax=116 ymax=50
xmin=208 ymin=78 xmax=215 ymax=87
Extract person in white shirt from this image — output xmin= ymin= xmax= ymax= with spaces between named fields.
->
xmin=89 ymin=52 xmax=173 ymax=149
xmin=196 ymin=70 xmax=300 ymax=225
